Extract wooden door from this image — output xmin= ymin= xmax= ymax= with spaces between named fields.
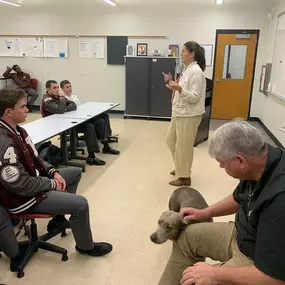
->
xmin=211 ymin=32 xmax=258 ymax=119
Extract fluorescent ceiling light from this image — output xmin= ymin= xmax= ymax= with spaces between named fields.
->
xmin=0 ymin=0 xmax=21 ymax=7
xmin=215 ymin=0 xmax=225 ymax=4
xmin=104 ymin=0 xmax=116 ymax=6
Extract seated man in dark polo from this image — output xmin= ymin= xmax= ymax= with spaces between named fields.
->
xmin=0 ymin=88 xmax=113 ymax=268
xmin=159 ymin=121 xmax=285 ymax=285
xmin=42 ymin=80 xmax=119 ymax=166
xmin=3 ymin=65 xmax=38 ymax=111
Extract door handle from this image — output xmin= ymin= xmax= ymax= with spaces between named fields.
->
xmin=216 ymin=78 xmax=222 ymax=83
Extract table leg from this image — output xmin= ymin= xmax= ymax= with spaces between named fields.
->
xmin=60 ymin=131 xmax=86 ymax=172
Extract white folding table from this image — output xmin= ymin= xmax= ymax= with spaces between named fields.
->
xmin=22 ymin=117 xmax=86 ymax=171
xmin=51 ymin=102 xmax=120 ymax=120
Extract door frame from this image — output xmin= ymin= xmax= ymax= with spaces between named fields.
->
xmin=212 ymin=29 xmax=260 ymax=119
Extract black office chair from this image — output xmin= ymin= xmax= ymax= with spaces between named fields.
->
xmin=1 ymin=213 xmax=68 ymax=279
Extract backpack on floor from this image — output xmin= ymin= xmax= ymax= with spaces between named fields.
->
xmin=36 ymin=141 xmax=62 ymax=166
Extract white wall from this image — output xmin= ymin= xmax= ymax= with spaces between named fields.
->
xmin=0 ymin=3 xmax=272 ymax=114
xmin=259 ymin=0 xmax=285 ymax=147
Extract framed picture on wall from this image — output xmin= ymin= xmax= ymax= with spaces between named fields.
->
xmin=137 ymin=43 xmax=148 ymax=56
xmin=126 ymin=45 xmax=135 ymax=57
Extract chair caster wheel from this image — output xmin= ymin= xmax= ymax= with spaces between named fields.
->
xmin=62 ymin=252 xmax=68 ymax=262
xmin=17 ymin=271 xmax=25 ymax=278
xmin=61 ymin=230 xmax=67 ymax=237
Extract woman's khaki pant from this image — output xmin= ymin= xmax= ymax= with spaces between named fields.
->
xmin=158 ymin=222 xmax=254 ymax=285
xmin=166 ymin=115 xmax=202 ymax=178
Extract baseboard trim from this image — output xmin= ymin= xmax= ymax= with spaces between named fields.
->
xmin=248 ymin=117 xmax=284 ymax=149
xmin=248 ymin=116 xmax=259 ymax=122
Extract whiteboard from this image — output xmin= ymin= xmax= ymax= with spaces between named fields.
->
xmin=270 ymin=14 xmax=285 ymax=101
xmin=0 ymin=38 xmax=21 ymax=57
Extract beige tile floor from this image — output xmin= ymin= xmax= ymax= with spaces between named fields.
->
xmin=1 ymin=113 xmax=243 ymax=285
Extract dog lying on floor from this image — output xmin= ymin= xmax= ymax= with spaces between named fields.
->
xmin=150 ymin=187 xmax=213 ymax=244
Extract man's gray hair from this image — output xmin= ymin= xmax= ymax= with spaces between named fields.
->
xmin=208 ymin=120 xmax=266 ymax=161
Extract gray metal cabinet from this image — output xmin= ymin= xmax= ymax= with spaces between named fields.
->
xmin=125 ymin=56 xmax=178 ymax=119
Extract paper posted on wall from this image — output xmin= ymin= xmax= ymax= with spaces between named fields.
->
xmin=44 ymin=38 xmax=68 ymax=58
xmin=79 ymin=38 xmax=105 ymax=59
xmin=20 ymin=37 xmax=44 ymax=57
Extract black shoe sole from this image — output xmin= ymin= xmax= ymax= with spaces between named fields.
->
xmin=86 ymin=158 xmax=106 ymax=166
xmin=75 ymin=243 xmax=113 ymax=257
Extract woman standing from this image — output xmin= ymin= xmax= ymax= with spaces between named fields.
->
xmin=163 ymin=41 xmax=206 ymax=186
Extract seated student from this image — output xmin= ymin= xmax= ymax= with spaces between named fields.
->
xmin=159 ymin=121 xmax=285 ymax=285
xmin=60 ymin=80 xmax=120 ymax=155
xmin=42 ymin=80 xmax=106 ymax=166
xmin=2 ymin=65 xmax=38 ymax=111
xmin=0 ymin=88 xmax=113 ymax=262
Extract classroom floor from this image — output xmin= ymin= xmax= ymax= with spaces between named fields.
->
xmin=1 ymin=113 xmax=275 ymax=285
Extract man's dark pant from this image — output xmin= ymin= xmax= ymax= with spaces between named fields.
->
xmin=91 ymin=113 xmax=112 ymax=142
xmin=97 ymin=113 xmax=112 ymax=137
xmin=77 ymin=123 xmax=100 ymax=154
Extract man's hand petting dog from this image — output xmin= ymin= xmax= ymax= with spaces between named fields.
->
xmin=180 ymin=208 xmax=209 ymax=222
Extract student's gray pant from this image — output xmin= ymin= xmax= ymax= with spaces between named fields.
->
xmin=23 ymin=88 xmax=38 ymax=107
xmin=0 ymin=205 xmax=19 ymax=258
xmin=26 ymin=167 xmax=94 ymax=250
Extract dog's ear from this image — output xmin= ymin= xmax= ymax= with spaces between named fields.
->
xmin=181 ymin=219 xmax=188 ymax=230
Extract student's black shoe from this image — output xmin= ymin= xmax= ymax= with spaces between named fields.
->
xmin=102 ymin=147 xmax=120 ymax=155
xmin=75 ymin=242 xmax=113 ymax=257
xmin=47 ymin=215 xmax=70 ymax=234
xmin=86 ymin=157 xmax=106 ymax=166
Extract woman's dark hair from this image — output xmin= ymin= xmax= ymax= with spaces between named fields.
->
xmin=184 ymin=41 xmax=206 ymax=71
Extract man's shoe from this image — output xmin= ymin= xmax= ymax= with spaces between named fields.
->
xmin=86 ymin=157 xmax=106 ymax=166
xmin=169 ymin=177 xmax=191 ymax=187
xmin=75 ymin=242 xmax=113 ymax=257
xmin=47 ymin=215 xmax=70 ymax=234
xmin=103 ymin=147 xmax=120 ymax=155
xmin=170 ymin=170 xmax=175 ymax=176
